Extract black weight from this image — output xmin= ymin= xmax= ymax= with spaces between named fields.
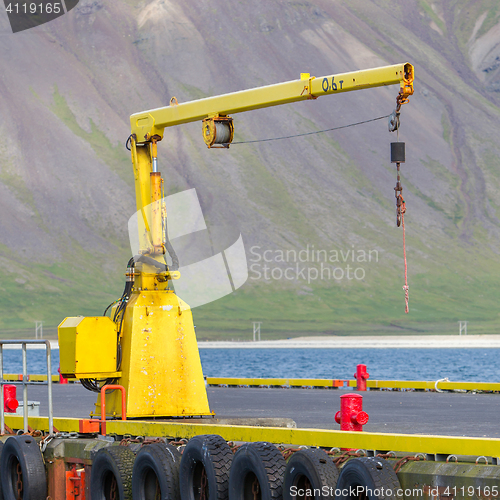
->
xmin=390 ymin=142 xmax=405 ymax=163
xmin=180 ymin=434 xmax=233 ymax=500
xmin=0 ymin=435 xmax=47 ymax=500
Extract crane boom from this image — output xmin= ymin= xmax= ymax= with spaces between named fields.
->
xmin=130 ymin=62 xmax=414 ymax=142
xmin=60 ymin=62 xmax=415 ymax=420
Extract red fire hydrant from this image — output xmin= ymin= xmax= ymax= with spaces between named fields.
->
xmin=335 ymin=393 xmax=369 ymax=431
xmin=3 ymin=385 xmax=19 ymax=413
xmin=58 ymin=366 xmax=68 ymax=385
xmin=354 ymin=364 xmax=369 ymax=391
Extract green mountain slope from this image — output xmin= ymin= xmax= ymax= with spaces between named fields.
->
xmin=1 ymin=0 xmax=500 ymax=339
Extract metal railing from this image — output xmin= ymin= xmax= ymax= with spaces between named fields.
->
xmin=0 ymin=340 xmax=54 ymax=435
xmin=100 ymin=384 xmax=127 ymax=436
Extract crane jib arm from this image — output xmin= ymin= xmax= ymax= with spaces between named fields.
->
xmin=57 ymin=62 xmax=414 ymax=421
xmin=130 ymin=62 xmax=414 ymax=142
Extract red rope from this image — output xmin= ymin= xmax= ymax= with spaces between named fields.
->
xmin=400 ymin=196 xmax=409 ymax=314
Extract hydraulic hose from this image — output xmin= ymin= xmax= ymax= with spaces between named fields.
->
xmin=163 ymin=217 xmax=179 ymax=271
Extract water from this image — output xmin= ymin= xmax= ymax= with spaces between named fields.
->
xmin=1 ymin=348 xmax=498 ymax=382
xmin=1 ymin=349 xmax=61 ymax=375
xmin=199 ymin=348 xmax=500 ymax=382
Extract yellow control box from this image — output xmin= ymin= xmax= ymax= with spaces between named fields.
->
xmin=58 ymin=316 xmax=118 ymax=378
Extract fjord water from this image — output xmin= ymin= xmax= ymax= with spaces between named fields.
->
xmin=2 ymin=348 xmax=498 ymax=383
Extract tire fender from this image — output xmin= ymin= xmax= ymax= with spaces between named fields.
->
xmin=335 ymin=457 xmax=402 ymax=500
xmin=229 ymin=442 xmax=286 ymax=500
xmin=0 ymin=435 xmax=47 ymax=500
xmin=180 ymin=434 xmax=233 ymax=500
xmin=0 ymin=440 xmax=4 ymax=500
xmin=132 ymin=443 xmax=181 ymax=500
xmin=283 ymin=448 xmax=339 ymax=500
xmin=90 ymin=445 xmax=136 ymax=500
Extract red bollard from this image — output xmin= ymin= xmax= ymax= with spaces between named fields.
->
xmin=335 ymin=393 xmax=369 ymax=432
xmin=3 ymin=385 xmax=19 ymax=413
xmin=354 ymin=364 xmax=369 ymax=391
xmin=58 ymin=366 xmax=68 ymax=384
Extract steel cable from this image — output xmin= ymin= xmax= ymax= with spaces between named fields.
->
xmin=231 ymin=115 xmax=390 ymax=144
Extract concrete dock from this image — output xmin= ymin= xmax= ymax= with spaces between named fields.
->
xmin=24 ymin=385 xmax=500 ymax=438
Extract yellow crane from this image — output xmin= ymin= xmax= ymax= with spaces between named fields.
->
xmin=58 ymin=63 xmax=414 ymax=419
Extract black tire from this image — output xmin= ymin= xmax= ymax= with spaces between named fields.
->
xmin=0 ymin=440 xmax=4 ymax=500
xmin=283 ymin=448 xmax=339 ymax=500
xmin=132 ymin=443 xmax=182 ymax=500
xmin=180 ymin=434 xmax=233 ymax=500
xmin=335 ymin=457 xmax=402 ymax=500
xmin=90 ymin=445 xmax=136 ymax=500
xmin=229 ymin=442 xmax=286 ymax=500
xmin=0 ymin=435 xmax=47 ymax=500
xmin=0 ymin=440 xmax=8 ymax=500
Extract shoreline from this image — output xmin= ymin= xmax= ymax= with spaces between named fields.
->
xmin=2 ymin=335 xmax=500 ymax=350
xmin=198 ymin=334 xmax=500 ymax=349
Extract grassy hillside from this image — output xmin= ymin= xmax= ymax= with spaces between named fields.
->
xmin=1 ymin=0 xmax=500 ymax=339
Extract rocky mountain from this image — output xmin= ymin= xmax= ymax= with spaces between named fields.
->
xmin=1 ymin=0 xmax=500 ymax=338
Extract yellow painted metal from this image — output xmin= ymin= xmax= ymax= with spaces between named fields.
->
xmin=131 ymin=140 xmax=155 ymax=255
xmin=436 ymin=381 xmax=500 ymax=391
xmin=104 ymin=422 xmax=500 ymax=458
xmin=150 ymin=172 xmax=163 ymax=253
xmin=58 ymin=122 xmax=212 ymax=418
xmin=206 ymin=377 xmax=342 ymax=388
xmin=130 ymin=63 xmax=414 ymax=141
xmin=368 ymin=380 xmax=435 ymax=390
xmin=6 ymin=415 xmax=500 ymax=458
xmin=32 ymin=375 xmax=58 ymax=382
xmin=7 ymin=374 xmax=496 ymax=392
xmin=104 ymin=139 xmax=211 ymax=417
xmin=58 ymin=317 xmax=118 ymax=378
xmin=4 ymin=415 xmax=80 ymax=433
xmin=57 ymin=62 xmax=415 ymax=420
xmin=206 ymin=377 xmax=500 ymax=392
xmin=309 ymin=64 xmax=413 ymax=100
xmin=1 ymin=374 xmax=62 ymax=383
xmin=96 ymin=287 xmax=212 ymax=418
xmin=129 ymin=137 xmax=170 ymax=262
xmin=57 ymin=130 xmax=212 ymax=418
xmin=368 ymin=379 xmax=500 ymax=391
